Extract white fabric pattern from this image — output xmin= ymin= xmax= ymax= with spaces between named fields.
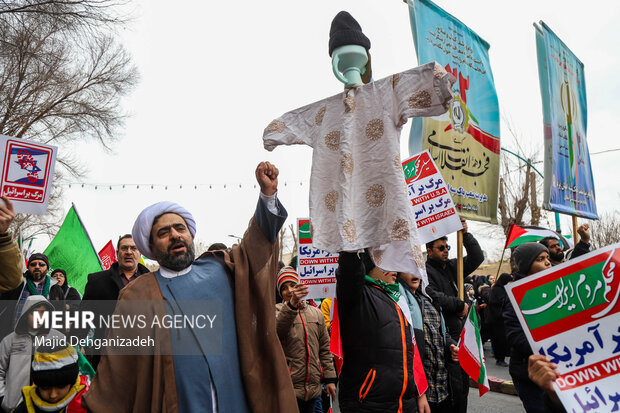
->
xmin=264 ymin=62 xmax=454 ymax=282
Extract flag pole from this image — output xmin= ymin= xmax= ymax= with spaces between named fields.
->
xmin=572 ymin=216 xmax=579 ymax=245
xmin=457 ymin=229 xmax=464 ymax=301
xmin=495 ymin=248 xmax=506 ymax=279
xmin=496 ymin=223 xmax=513 ymax=279
xmin=71 ymin=203 xmax=104 ymax=269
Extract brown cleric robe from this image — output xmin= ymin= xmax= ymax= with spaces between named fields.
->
xmin=82 ymin=215 xmax=298 ymax=413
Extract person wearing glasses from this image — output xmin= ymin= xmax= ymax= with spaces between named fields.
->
xmin=79 ymin=234 xmax=149 ymax=370
xmin=0 ymin=242 xmax=64 ymax=340
xmin=424 ymin=219 xmax=484 ymax=413
xmin=51 ymin=269 xmax=82 ymax=311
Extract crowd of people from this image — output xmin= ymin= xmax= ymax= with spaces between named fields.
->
xmin=0 ymin=161 xmax=599 ymax=413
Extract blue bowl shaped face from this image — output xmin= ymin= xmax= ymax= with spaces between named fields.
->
xmin=333 ymin=45 xmax=368 ymax=72
xmin=332 ymin=45 xmax=368 ymax=86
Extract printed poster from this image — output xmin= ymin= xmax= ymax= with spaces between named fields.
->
xmin=0 ymin=135 xmax=57 ymax=214
xmin=402 ymin=150 xmax=462 ymax=244
xmin=506 ymin=244 xmax=620 ymax=412
xmin=297 ymin=218 xmax=337 ymax=299
xmin=407 ymin=0 xmax=500 ymax=224
xmin=535 ymin=21 xmax=597 ymax=219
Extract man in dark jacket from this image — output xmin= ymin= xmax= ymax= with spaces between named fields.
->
xmin=0 ymin=252 xmax=64 ymax=341
xmin=337 ymin=251 xmax=428 ymax=413
xmin=539 ymin=224 xmax=591 ymax=266
xmin=424 ymin=219 xmax=484 ymax=413
xmin=79 ymin=234 xmax=149 ymax=370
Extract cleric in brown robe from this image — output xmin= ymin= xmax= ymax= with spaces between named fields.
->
xmin=83 ymin=162 xmax=298 ymax=413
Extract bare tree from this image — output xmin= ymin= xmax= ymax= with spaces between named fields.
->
xmin=590 ymin=211 xmax=620 ymax=250
xmin=279 ymin=227 xmax=285 ymax=262
xmin=497 ymin=117 xmax=547 ymax=235
xmin=278 ymin=223 xmax=298 ymax=264
xmin=0 ymin=1 xmax=129 ymax=27
xmin=288 ymin=223 xmax=298 ymax=257
xmin=0 ymin=2 xmax=138 ymax=239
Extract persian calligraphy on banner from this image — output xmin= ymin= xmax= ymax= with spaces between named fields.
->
xmin=534 ymin=22 xmax=597 ymax=219
xmin=406 ymin=0 xmax=499 ymax=224
xmin=402 ymin=150 xmax=462 ymax=244
xmin=297 ymin=218 xmax=337 ymax=299
xmin=506 ymin=244 xmax=620 ymax=412
xmin=0 ymin=135 xmax=57 ymax=215
xmin=98 ymin=240 xmax=117 ymax=271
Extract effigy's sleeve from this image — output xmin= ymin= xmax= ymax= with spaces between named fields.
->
xmin=391 ymin=61 xmax=455 ymax=126
xmin=263 ymin=99 xmax=329 ymax=150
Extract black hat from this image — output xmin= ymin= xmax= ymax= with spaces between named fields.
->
xmin=28 ymin=253 xmax=49 ymax=268
xmin=329 ymin=11 xmax=371 ymax=56
xmin=512 ymin=243 xmax=548 ymax=275
xmin=361 ymin=249 xmax=376 ymax=274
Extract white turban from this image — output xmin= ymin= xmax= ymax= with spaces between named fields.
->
xmin=131 ymin=201 xmax=197 ymax=260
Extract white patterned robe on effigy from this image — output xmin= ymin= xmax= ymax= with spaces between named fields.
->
xmin=263 ymin=62 xmax=455 ymax=283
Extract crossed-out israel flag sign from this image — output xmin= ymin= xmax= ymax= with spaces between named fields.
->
xmin=0 ymin=135 xmax=57 ymax=214
xmin=6 ymin=146 xmax=49 ymax=186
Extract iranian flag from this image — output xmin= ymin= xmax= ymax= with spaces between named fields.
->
xmin=504 ymin=224 xmax=563 ymax=249
xmin=458 ymin=306 xmax=489 ymax=396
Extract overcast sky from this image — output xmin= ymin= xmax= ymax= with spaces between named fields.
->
xmin=50 ymin=0 xmax=619 ymax=262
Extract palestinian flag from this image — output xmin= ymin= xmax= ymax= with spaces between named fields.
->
xmin=504 ymin=224 xmax=566 ymax=249
xmin=458 ymin=305 xmax=489 ymax=396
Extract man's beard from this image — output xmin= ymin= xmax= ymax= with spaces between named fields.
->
xmin=550 ymin=250 xmax=564 ymax=262
xmin=27 ymin=270 xmax=46 ymax=282
xmin=154 ymin=240 xmax=196 ymax=271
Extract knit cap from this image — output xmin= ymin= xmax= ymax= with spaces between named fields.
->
xmin=361 ymin=250 xmax=376 ymax=274
xmin=512 ymin=242 xmax=549 ymax=275
xmin=31 ymin=343 xmax=79 ymax=388
xmin=28 ymin=253 xmax=49 ymax=268
xmin=277 ymin=266 xmax=299 ymax=295
xmin=329 ymin=11 xmax=371 ymax=56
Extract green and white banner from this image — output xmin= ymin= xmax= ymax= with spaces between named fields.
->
xmin=507 ymin=244 xmax=620 ymax=412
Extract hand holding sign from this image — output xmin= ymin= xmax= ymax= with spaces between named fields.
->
xmin=290 ymin=284 xmax=309 ymax=308
xmin=0 ymin=197 xmax=15 ymax=234
xmin=528 ymin=355 xmax=559 ymax=393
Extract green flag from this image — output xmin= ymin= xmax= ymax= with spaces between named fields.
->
xmin=44 ymin=204 xmax=102 ymax=295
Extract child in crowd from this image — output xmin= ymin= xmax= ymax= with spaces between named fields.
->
xmin=0 ymin=296 xmax=65 ymax=412
xmin=12 ymin=343 xmax=88 ymax=413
